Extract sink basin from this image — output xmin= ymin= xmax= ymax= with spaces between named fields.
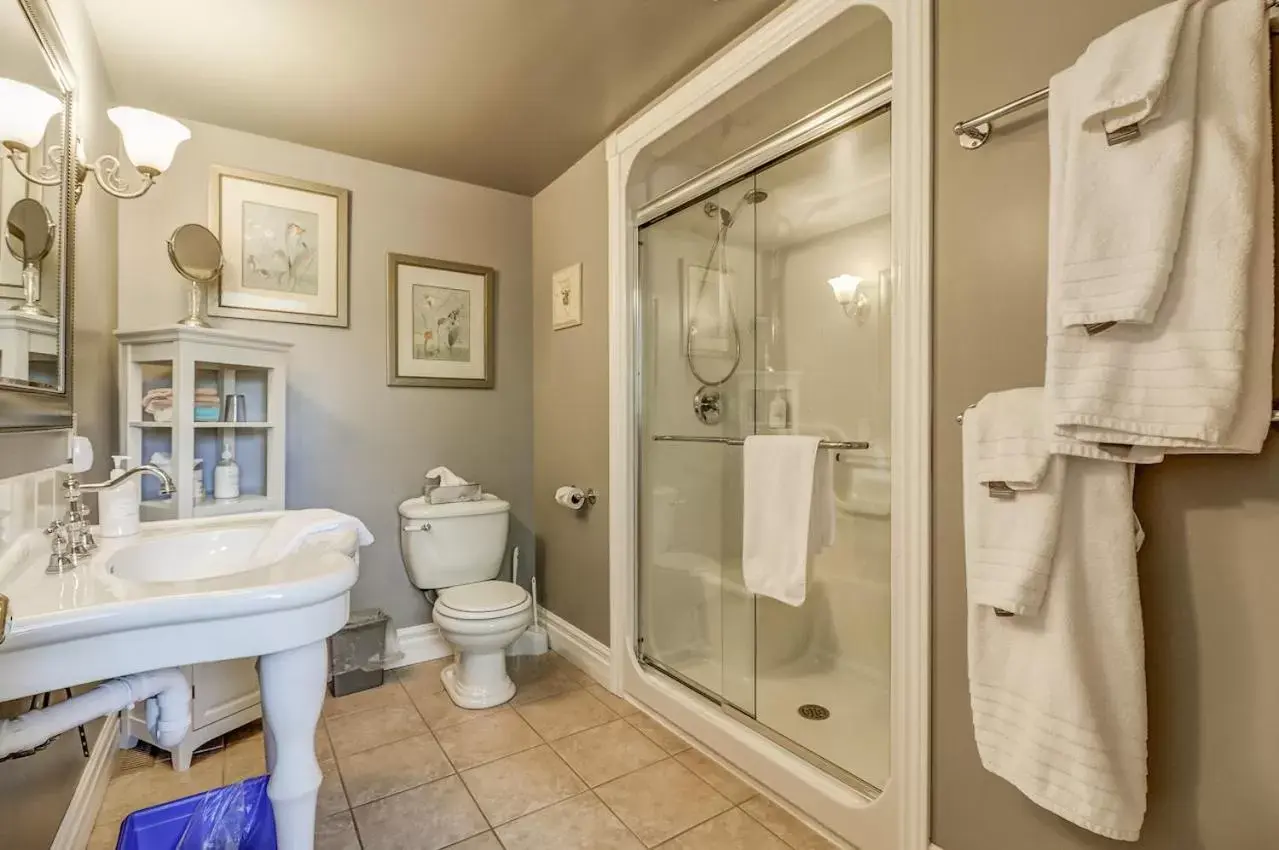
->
xmin=107 ymin=526 xmax=266 ymax=583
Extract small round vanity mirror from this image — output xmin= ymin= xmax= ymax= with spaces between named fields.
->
xmin=167 ymin=223 xmax=224 ymax=328
xmin=4 ymin=198 xmax=55 ymax=318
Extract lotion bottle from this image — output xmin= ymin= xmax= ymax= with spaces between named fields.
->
xmin=767 ymin=389 xmax=791 ymax=430
xmin=99 ymin=455 xmax=140 ymax=538
xmin=214 ymin=443 xmax=240 ymax=501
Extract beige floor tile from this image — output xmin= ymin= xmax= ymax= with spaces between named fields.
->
xmin=595 ymin=759 xmax=732 ymax=847
xmin=87 ymin=821 xmax=121 ymax=850
xmin=410 ymin=688 xmax=507 ymax=731
xmin=435 ymin=709 xmax=543 ymax=771
xmin=326 ymin=704 xmax=427 ymax=757
xmin=323 ymin=680 xmax=411 ymax=719
xmin=318 ymin=758 xmax=350 ymax=817
xmin=516 ymin=689 xmax=616 ymax=741
xmin=340 ymin=731 xmax=454 ymax=806
xmin=550 ymin=719 xmax=667 ymax=786
xmin=657 ymin=808 xmax=790 ymax=849
xmin=353 ymin=775 xmax=487 ymax=850
xmin=510 ymin=670 xmax=581 ymax=706
xmin=315 ymin=810 xmax=361 ymax=850
xmin=674 ymin=749 xmax=756 ymax=804
xmin=548 ymin=653 xmax=599 ymax=686
xmin=460 ymin=744 xmax=586 ymax=825
xmin=316 ymin=722 xmax=334 ymax=762
xmin=224 ymin=729 xmax=268 ymax=783
xmin=98 ymin=754 xmax=224 ymax=824
xmin=626 ymin=713 xmax=691 ymax=755
xmin=496 ymin=791 xmax=644 ymax=850
xmin=740 ymin=796 xmax=838 ymax=849
xmin=586 ymin=684 xmax=641 ymax=717
xmin=395 ymin=657 xmax=452 ymax=698
xmin=444 ymin=832 xmax=504 ymax=849
xmin=508 ymin=653 xmax=565 ymax=685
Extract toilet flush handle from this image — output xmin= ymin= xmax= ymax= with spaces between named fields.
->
xmin=403 ymin=522 xmax=432 ymax=533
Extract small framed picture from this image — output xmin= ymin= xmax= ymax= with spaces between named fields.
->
xmin=208 ymin=166 xmax=351 ymax=327
xmin=387 ymin=253 xmax=495 ymax=389
xmin=552 ymin=263 xmax=582 ymax=330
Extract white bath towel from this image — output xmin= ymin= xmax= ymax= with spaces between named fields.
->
xmin=962 ymin=389 xmax=1064 ymax=616
xmin=1047 ymin=0 xmax=1270 ymax=451
xmin=1053 ymin=0 xmax=1202 ymax=328
xmin=252 ymin=509 xmax=375 ymax=565
xmin=968 ymin=455 xmax=1147 ymax=841
xmin=742 ymin=435 xmax=832 ymax=607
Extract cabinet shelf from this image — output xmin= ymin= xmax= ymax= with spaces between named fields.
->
xmin=141 ymin=494 xmax=278 ymax=519
xmin=128 ymin=421 xmax=276 ymax=430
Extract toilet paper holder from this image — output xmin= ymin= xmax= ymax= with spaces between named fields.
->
xmin=555 ymin=486 xmax=598 ymax=511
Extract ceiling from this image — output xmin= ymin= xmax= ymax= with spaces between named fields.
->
xmin=82 ymin=0 xmax=787 ymax=196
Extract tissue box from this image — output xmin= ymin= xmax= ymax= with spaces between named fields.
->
xmin=426 ymin=483 xmax=483 ymax=504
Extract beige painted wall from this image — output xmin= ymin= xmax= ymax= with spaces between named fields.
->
xmin=531 ymin=142 xmax=611 ymax=643
xmin=117 ymin=120 xmax=533 ymax=629
xmin=933 ymin=2 xmax=1279 ymax=848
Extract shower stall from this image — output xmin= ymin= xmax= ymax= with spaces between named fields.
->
xmin=634 ymin=79 xmax=893 ymax=794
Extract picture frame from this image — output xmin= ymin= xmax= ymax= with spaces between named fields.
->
xmin=207 ymin=165 xmax=351 ymax=327
xmin=552 ymin=263 xmax=582 ymax=330
xmin=387 ymin=253 xmax=495 ymax=389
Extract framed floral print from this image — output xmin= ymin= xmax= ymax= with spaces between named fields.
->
xmin=387 ymin=253 xmax=495 ymax=388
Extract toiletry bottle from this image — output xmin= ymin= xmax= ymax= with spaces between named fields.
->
xmin=768 ymin=388 xmax=790 ymax=430
xmin=214 ymin=444 xmax=240 ymax=501
xmin=99 ymin=455 xmax=140 ymax=538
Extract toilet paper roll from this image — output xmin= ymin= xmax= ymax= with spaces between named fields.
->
xmin=555 ymin=486 xmax=586 ymax=510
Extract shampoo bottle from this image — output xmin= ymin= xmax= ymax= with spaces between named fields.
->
xmin=99 ymin=455 xmax=140 ymax=538
xmin=214 ymin=443 xmax=240 ymax=501
xmin=767 ymin=389 xmax=791 ymax=430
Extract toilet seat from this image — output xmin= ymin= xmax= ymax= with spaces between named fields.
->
xmin=435 ymin=580 xmax=530 ymax=620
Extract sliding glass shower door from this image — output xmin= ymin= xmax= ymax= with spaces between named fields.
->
xmin=637 ymin=108 xmax=892 ymax=792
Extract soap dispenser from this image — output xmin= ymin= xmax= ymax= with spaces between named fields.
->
xmin=214 ymin=442 xmax=240 ymax=501
xmin=99 ymin=455 xmax=140 ymax=538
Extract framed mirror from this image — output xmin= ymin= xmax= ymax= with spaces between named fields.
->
xmin=0 ymin=0 xmax=76 ymax=428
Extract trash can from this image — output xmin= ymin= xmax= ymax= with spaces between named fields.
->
xmin=116 ymin=775 xmax=274 ymax=849
xmin=328 ymin=609 xmax=399 ymax=697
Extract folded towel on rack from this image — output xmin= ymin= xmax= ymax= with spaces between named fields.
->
xmin=1047 ymin=0 xmax=1272 ymax=452
xmin=968 ymin=452 xmax=1147 ymax=841
xmin=741 ymin=435 xmax=833 ymax=607
xmin=1051 ymin=0 xmax=1202 ymax=329
xmin=962 ymin=388 xmax=1064 ymax=616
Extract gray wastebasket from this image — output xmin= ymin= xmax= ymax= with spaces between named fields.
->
xmin=328 ymin=609 xmax=394 ymax=697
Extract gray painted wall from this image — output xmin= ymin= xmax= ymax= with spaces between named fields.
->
xmin=531 ymin=142 xmax=611 ymax=643
xmin=117 ymin=120 xmax=534 ymax=629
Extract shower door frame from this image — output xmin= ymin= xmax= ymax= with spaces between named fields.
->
xmin=605 ymin=1 xmax=932 ymax=849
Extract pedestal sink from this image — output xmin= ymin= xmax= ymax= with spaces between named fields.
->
xmin=0 ymin=511 xmax=361 ymax=850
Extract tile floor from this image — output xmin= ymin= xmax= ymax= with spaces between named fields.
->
xmin=88 ymin=652 xmax=840 ymax=850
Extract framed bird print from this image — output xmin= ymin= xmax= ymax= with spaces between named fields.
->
xmin=387 ymin=253 xmax=495 ymax=388
xmin=207 ymin=165 xmax=351 ymax=327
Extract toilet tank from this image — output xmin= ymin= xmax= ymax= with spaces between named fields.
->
xmin=398 ymin=494 xmax=510 ymax=589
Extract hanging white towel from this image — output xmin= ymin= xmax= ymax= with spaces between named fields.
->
xmin=1047 ymin=0 xmax=1270 ymax=451
xmin=962 ymin=388 xmax=1064 ymax=617
xmin=252 ymin=508 xmax=375 ymax=565
xmin=1052 ymin=0 xmax=1202 ymax=329
xmin=742 ymin=435 xmax=831 ymax=607
xmin=968 ymin=455 xmax=1147 ymax=841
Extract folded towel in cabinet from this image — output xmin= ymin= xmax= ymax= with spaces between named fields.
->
xmin=1047 ymin=0 xmax=1271 ymax=451
xmin=1052 ymin=0 xmax=1202 ymax=329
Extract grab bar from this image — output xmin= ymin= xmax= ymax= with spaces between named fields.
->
xmin=652 ymin=435 xmax=870 ymax=450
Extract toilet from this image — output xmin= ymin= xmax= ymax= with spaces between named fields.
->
xmin=398 ymin=493 xmax=532 ymax=708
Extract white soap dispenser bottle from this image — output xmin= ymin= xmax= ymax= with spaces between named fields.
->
xmin=214 ymin=442 xmax=240 ymax=501
xmin=99 ymin=455 xmax=140 ymax=538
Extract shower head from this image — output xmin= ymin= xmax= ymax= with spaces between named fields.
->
xmin=743 ymin=189 xmax=768 ymax=204
xmin=703 ymin=188 xmax=767 ymax=229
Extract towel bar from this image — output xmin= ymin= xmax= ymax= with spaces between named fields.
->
xmin=956 ymin=407 xmax=1279 ymax=425
xmin=652 ymin=434 xmax=870 ymax=450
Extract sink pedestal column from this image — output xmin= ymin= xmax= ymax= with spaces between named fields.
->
xmin=259 ymin=639 xmax=327 ymax=850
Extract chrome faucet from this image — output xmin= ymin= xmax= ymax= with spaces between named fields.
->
xmin=45 ymin=464 xmax=177 ymax=574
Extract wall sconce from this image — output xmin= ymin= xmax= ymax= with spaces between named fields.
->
xmin=0 ymin=78 xmax=189 ymax=202
xmin=828 ymin=274 xmax=869 ymax=323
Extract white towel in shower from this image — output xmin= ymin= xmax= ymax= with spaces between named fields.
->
xmin=741 ymin=435 xmax=833 ymax=607
xmin=962 ymin=388 xmax=1064 ymax=617
xmin=1047 ymin=0 xmax=1271 ymax=451
xmin=1052 ymin=0 xmax=1202 ymax=328
xmin=968 ymin=454 xmax=1147 ymax=841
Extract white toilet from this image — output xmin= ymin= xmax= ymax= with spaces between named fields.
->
xmin=398 ymin=493 xmax=532 ymax=708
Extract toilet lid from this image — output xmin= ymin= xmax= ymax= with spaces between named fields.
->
xmin=436 ymin=581 xmax=530 ymax=617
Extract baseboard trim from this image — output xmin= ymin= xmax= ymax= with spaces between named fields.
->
xmin=52 ymin=711 xmax=118 ymax=850
xmin=389 ymin=623 xmax=452 ymax=669
xmin=540 ymin=607 xmax=611 ymax=687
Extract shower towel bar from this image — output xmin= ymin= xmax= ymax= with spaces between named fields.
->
xmin=652 ymin=434 xmax=870 ymax=450
xmin=952 ymin=0 xmax=1279 ymax=149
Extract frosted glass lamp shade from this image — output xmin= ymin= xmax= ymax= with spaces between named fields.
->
xmin=107 ymin=107 xmax=190 ymax=174
xmin=827 ymin=274 xmax=864 ymax=304
xmin=0 ymin=78 xmax=61 ymax=149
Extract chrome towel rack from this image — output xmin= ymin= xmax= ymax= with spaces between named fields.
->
xmin=953 ymin=0 xmax=1279 ymax=149
xmin=652 ymin=434 xmax=870 ymax=450
xmin=955 ymin=406 xmax=1279 ymax=424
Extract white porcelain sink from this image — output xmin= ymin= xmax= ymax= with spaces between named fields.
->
xmin=107 ymin=526 xmax=266 ymax=583
xmin=0 ymin=510 xmax=362 ymax=850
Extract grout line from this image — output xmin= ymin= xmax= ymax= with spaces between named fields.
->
xmin=588 ymin=788 xmax=651 ymax=848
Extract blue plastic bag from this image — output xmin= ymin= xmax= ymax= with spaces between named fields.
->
xmin=116 ymin=775 xmax=276 ymax=849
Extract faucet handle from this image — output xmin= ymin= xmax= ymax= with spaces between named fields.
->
xmin=44 ymin=518 xmax=66 ymax=537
